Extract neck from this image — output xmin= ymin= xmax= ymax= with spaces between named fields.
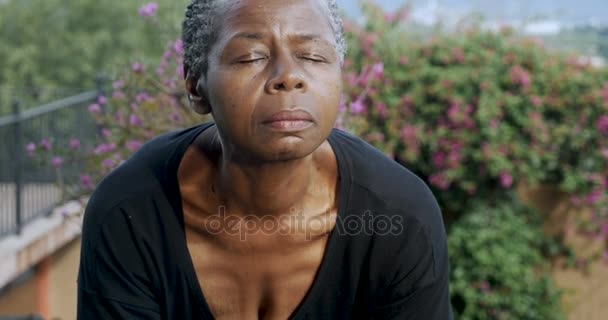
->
xmin=214 ymin=152 xmax=316 ymax=216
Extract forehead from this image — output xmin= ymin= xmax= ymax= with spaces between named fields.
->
xmin=218 ymin=0 xmax=334 ymax=41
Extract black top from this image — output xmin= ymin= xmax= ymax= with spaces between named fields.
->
xmin=77 ymin=123 xmax=453 ymax=319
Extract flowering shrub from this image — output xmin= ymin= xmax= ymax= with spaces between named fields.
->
xmin=84 ymin=37 xmax=208 ymax=185
xmin=26 ymin=22 xmax=207 ymax=199
xmin=340 ymin=3 xmax=608 ymax=230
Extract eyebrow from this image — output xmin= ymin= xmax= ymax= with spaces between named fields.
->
xmin=230 ymin=32 xmax=333 ymax=46
xmin=232 ymin=32 xmax=265 ymax=40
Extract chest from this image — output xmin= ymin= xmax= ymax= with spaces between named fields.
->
xmin=185 ymin=215 xmax=336 ymax=320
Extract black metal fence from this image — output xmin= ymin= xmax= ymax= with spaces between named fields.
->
xmin=0 ymin=90 xmax=102 ymax=237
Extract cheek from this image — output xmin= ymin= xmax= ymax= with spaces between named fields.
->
xmin=208 ymin=71 xmax=257 ymax=118
xmin=317 ymin=72 xmax=342 ymax=113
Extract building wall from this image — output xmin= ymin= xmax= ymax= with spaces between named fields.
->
xmin=49 ymin=238 xmax=80 ymax=320
xmin=0 ymin=238 xmax=81 ymax=320
xmin=0 ymin=270 xmax=39 ymax=316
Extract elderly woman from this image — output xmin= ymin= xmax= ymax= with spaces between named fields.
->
xmin=77 ymin=0 xmax=453 ymax=319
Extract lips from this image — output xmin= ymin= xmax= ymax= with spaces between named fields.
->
xmin=261 ymin=110 xmax=315 ymax=131
xmin=262 ymin=110 xmax=314 ymax=123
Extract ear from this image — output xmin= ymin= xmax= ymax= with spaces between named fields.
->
xmin=185 ymin=66 xmax=212 ymax=115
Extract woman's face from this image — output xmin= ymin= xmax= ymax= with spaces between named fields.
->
xmin=200 ymin=0 xmax=342 ymax=163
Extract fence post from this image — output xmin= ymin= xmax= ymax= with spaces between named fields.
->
xmin=12 ymin=100 xmax=22 ymax=235
xmin=96 ymin=74 xmax=106 ymax=100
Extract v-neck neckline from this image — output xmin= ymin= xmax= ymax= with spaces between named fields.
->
xmin=168 ymin=123 xmax=352 ymax=319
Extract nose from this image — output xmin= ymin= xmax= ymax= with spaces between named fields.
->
xmin=265 ymin=55 xmax=308 ymax=94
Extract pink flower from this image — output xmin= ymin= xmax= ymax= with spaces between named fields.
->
xmin=429 ymin=173 xmax=451 ymax=190
xmin=52 ymin=156 xmax=63 ymax=168
xmin=571 ymin=196 xmax=582 ymax=206
xmin=170 ymin=112 xmax=182 ymax=122
xmin=452 ymin=48 xmax=465 ymax=64
xmin=177 ymin=64 xmax=185 ymax=79
xmin=138 ymin=3 xmax=158 ymax=18
xmin=358 ymin=70 xmax=372 ymax=87
xmin=94 ymin=143 xmax=117 ymax=155
xmin=384 ymin=12 xmax=397 ymax=23
xmin=447 ymin=150 xmax=463 ymax=169
xmin=173 ymin=39 xmax=184 ymax=55
xmin=132 ymin=62 xmax=144 ymax=73
xmin=531 ymin=96 xmax=542 ymax=107
xmin=602 ymin=148 xmax=608 ymax=159
xmin=448 ymin=101 xmax=461 ymax=123
xmin=102 ymin=129 xmax=112 ymax=138
xmin=371 ymin=62 xmax=384 ymax=79
xmin=510 ymin=66 xmax=532 ymax=90
xmin=375 ymin=102 xmax=388 ymax=119
xmin=136 ymin=92 xmax=151 ymax=103
xmin=26 ymin=143 xmax=36 ymax=156
xmin=88 ymin=103 xmax=102 ymax=114
xmin=112 ymin=91 xmax=125 ymax=100
xmin=500 ymin=171 xmax=514 ymax=188
xmin=587 ymin=190 xmax=602 ymax=205
xmin=102 ymin=158 xmax=115 ymax=169
xmin=400 ymin=124 xmax=418 ymax=141
xmin=399 ymin=56 xmax=409 ymax=66
xmin=163 ymin=50 xmax=173 ymax=60
xmin=80 ymin=174 xmax=94 ymax=189
xmin=597 ymin=115 xmax=608 ymax=135
xmin=97 ymin=95 xmax=107 ymax=105
xmin=159 ymin=60 xmax=169 ymax=70
xmin=349 ymin=98 xmax=366 ymax=114
xmin=530 ymin=111 xmax=542 ymax=123
xmin=346 ymin=72 xmax=358 ymax=87
xmin=126 ymin=140 xmax=143 ymax=153
xmin=40 ymin=139 xmax=52 ymax=151
xmin=129 ymin=114 xmax=143 ymax=126
xmin=432 ymin=152 xmax=446 ymax=167
xmin=112 ymin=80 xmax=124 ymax=90
xmin=69 ymin=138 xmax=81 ymax=150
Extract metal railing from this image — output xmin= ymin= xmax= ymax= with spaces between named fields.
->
xmin=0 ymin=88 xmax=103 ymax=237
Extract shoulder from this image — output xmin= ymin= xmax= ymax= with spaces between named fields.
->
xmin=331 ymin=129 xmax=441 ymax=227
xmin=89 ymin=124 xmax=208 ymax=205
xmin=331 ymin=129 xmax=448 ymax=277
xmin=83 ymin=125 xmax=206 ymax=236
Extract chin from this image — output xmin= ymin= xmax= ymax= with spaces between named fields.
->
xmin=264 ymin=138 xmax=320 ymax=162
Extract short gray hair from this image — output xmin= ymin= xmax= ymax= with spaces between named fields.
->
xmin=182 ymin=0 xmax=346 ymax=79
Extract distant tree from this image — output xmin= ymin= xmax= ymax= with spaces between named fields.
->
xmin=0 ymin=0 xmax=186 ymax=94
xmin=599 ymin=27 xmax=608 ymax=59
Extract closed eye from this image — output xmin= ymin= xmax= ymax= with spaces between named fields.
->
xmin=299 ymin=54 xmax=327 ymax=63
xmin=238 ymin=57 xmax=266 ymax=64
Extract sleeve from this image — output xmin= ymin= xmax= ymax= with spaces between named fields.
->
xmin=371 ymin=188 xmax=453 ymax=319
xmin=77 ymin=200 xmax=161 ymax=320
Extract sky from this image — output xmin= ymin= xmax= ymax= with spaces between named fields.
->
xmin=336 ymin=0 xmax=608 ymax=25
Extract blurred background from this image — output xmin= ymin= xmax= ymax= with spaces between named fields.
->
xmin=0 ymin=0 xmax=607 ymax=319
